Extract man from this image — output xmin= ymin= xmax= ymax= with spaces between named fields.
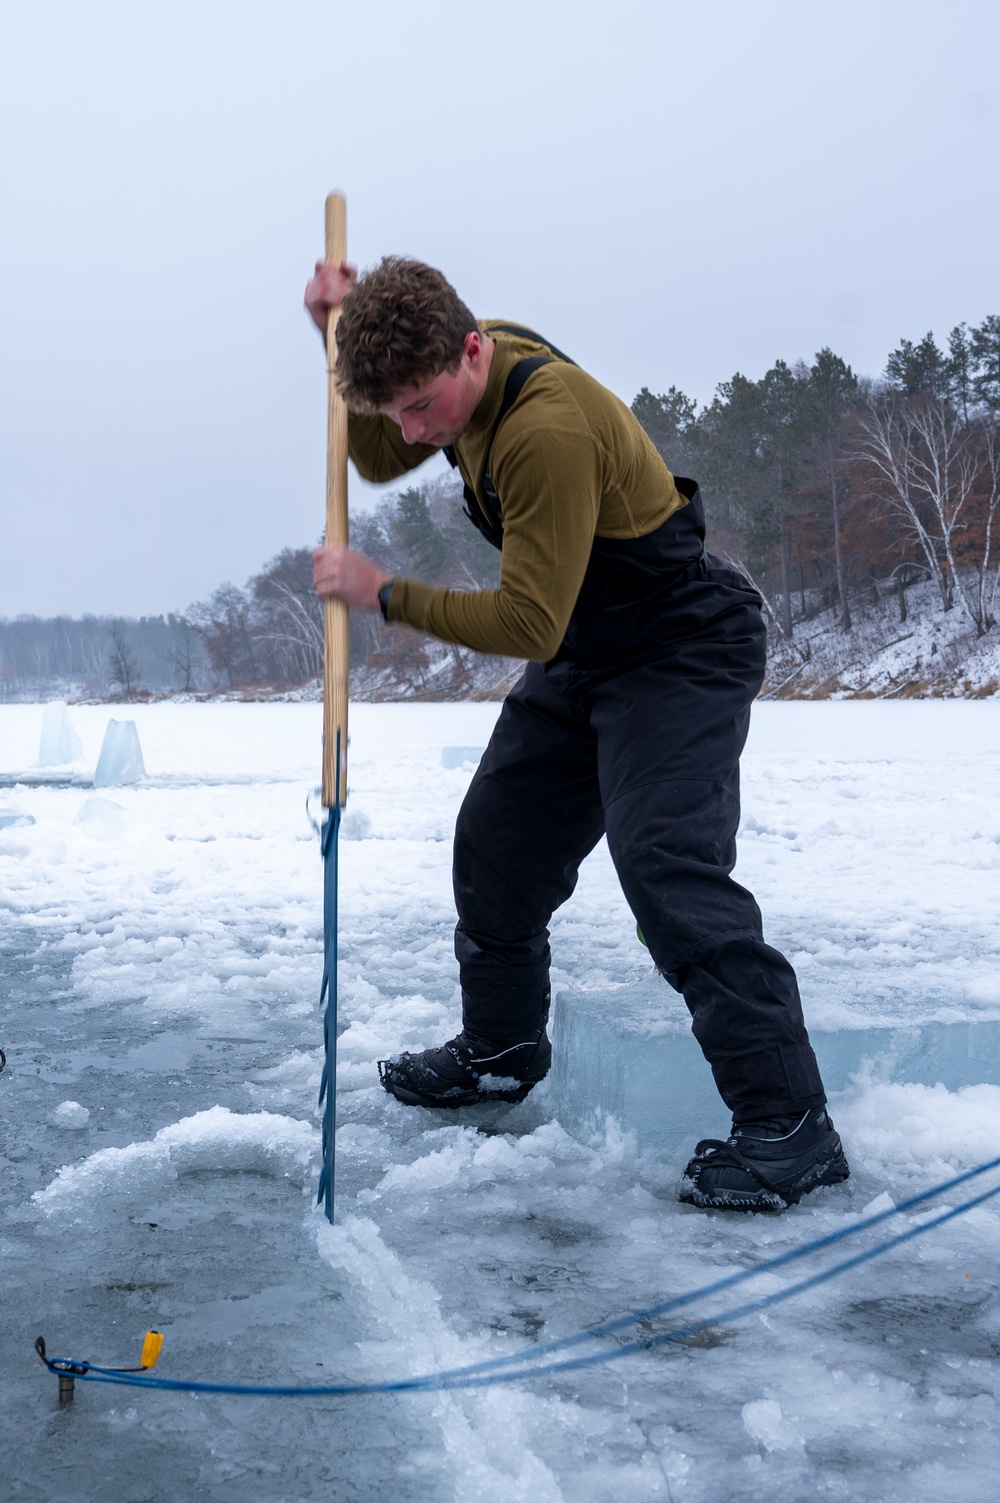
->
xmin=306 ymin=255 xmax=849 ymax=1213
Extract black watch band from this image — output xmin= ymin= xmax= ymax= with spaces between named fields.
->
xmin=377 ymin=581 xmax=394 ymax=621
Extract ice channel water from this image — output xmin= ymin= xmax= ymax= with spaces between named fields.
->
xmin=93 ymin=718 xmax=146 ymax=787
xmin=37 ymin=701 xmax=84 ymax=766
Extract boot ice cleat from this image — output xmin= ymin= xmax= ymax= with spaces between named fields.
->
xmin=678 ymin=1108 xmax=850 ymax=1212
xmin=378 ymin=1030 xmax=551 ymax=1108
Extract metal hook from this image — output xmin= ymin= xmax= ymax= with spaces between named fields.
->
xmin=305 ymin=786 xmax=326 ymax=838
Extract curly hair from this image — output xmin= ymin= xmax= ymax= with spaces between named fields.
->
xmin=334 ymin=257 xmax=478 ymax=411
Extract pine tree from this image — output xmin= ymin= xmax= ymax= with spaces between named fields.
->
xmin=806 ymin=349 xmax=858 ymax=630
xmin=946 ymin=324 xmax=975 ymax=423
xmin=759 ymin=360 xmax=808 ymax=637
xmin=392 ymin=487 xmax=446 ymax=579
xmin=630 ymin=386 xmax=700 ymax=477
xmin=970 ymin=315 xmax=1000 ymax=411
xmin=885 ymin=332 xmax=947 ymax=398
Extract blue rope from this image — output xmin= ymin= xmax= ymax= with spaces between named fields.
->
xmin=379 ymin=1149 xmax=1000 ymax=1383
xmin=42 ymin=1154 xmax=1000 ymax=1398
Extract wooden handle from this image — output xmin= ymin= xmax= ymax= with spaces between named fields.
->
xmin=323 ymin=191 xmax=349 ymax=808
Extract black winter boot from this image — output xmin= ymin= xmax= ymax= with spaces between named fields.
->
xmin=377 ymin=1030 xmax=552 ymax=1108
xmin=678 ymin=1108 xmax=850 ymax=1212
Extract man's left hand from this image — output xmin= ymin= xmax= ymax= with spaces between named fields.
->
xmin=312 ymin=545 xmax=391 ymax=612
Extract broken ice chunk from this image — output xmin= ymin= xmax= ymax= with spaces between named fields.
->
xmin=742 ymin=1399 xmax=803 ymax=1452
xmin=0 ymin=806 xmax=35 ymax=830
xmin=52 ymin=1101 xmax=91 ymax=1129
xmin=74 ymin=796 xmax=128 ymax=841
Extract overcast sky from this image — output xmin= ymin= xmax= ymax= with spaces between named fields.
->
xmin=2 ymin=0 xmax=998 ymax=619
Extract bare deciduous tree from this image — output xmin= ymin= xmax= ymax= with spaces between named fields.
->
xmin=858 ymin=397 xmax=1000 ymax=635
xmin=189 ymin=584 xmax=258 ymax=687
xmin=108 ymin=620 xmax=140 ymax=696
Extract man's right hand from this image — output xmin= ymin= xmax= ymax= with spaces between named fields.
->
xmin=304 ymin=260 xmax=357 ymax=339
xmin=313 ymin=544 xmax=391 ymax=612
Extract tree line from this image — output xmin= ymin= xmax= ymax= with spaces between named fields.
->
xmin=0 ymin=613 xmax=212 ymax=701
xmin=637 ymin=315 xmax=1000 ymax=641
xmin=3 ymin=314 xmax=997 ymax=700
xmin=177 ymin=477 xmax=510 ymax=698
xmin=0 ymin=478 xmax=507 ymax=701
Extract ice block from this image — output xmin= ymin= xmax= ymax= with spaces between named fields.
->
xmin=93 ymin=719 xmax=145 ymax=787
xmin=38 ymin=702 xmax=83 ymax=766
xmin=441 ymin=747 xmax=485 ymax=769
xmin=550 ymin=977 xmax=1000 ymax=1159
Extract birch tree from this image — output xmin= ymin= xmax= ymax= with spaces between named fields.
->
xmin=858 ymin=397 xmax=1000 ymax=634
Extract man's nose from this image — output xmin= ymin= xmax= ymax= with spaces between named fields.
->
xmin=399 ymin=413 xmax=425 ymax=445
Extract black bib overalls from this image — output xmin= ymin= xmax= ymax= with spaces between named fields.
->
xmin=448 ymin=348 xmax=826 ymax=1121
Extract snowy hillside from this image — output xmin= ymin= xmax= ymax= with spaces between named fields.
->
xmin=762 ymin=575 xmax=1000 ymax=699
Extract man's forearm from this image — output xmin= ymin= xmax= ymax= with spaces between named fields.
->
xmin=386 ymin=577 xmax=565 ymax=661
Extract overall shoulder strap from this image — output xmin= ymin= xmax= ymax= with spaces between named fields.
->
xmin=443 ymin=328 xmax=576 ymax=548
xmin=496 ymin=354 xmax=555 ymax=424
xmin=442 ymin=355 xmax=553 ymax=547
xmin=484 ymin=323 xmax=577 ymax=366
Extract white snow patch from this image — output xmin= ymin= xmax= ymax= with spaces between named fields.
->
xmin=477 ymin=1072 xmax=523 ymax=1093
xmin=317 ymin=1215 xmax=566 ymax=1503
xmin=34 ymin=1107 xmax=316 ymax=1213
xmin=836 ymin=1079 xmax=1000 ymax=1178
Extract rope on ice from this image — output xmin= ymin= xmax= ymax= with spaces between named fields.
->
xmin=36 ymin=1152 xmax=1000 ymax=1400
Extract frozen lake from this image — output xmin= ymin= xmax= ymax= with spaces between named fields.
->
xmin=3 ymin=699 xmax=1000 ymax=1501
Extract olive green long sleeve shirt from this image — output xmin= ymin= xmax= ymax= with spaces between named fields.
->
xmin=347 ymin=322 xmax=687 ymax=661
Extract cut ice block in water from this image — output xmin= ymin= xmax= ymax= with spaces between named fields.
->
xmin=550 ymin=977 xmax=1000 ymax=1159
xmin=37 ymin=701 xmax=83 ymax=765
xmin=441 ymin=746 xmax=485 ymax=768
xmin=93 ymin=718 xmax=145 ymax=787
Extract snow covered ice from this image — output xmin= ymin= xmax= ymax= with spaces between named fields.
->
xmin=3 ymin=699 xmax=1000 ymax=1501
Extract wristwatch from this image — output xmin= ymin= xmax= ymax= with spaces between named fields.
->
xmin=377 ymin=580 xmax=394 ymax=621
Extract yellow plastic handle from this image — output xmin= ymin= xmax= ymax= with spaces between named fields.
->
xmin=140 ymin=1330 xmax=164 ymax=1369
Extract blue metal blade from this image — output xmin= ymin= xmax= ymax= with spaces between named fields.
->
xmin=317 ymin=737 xmax=342 ymax=1225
